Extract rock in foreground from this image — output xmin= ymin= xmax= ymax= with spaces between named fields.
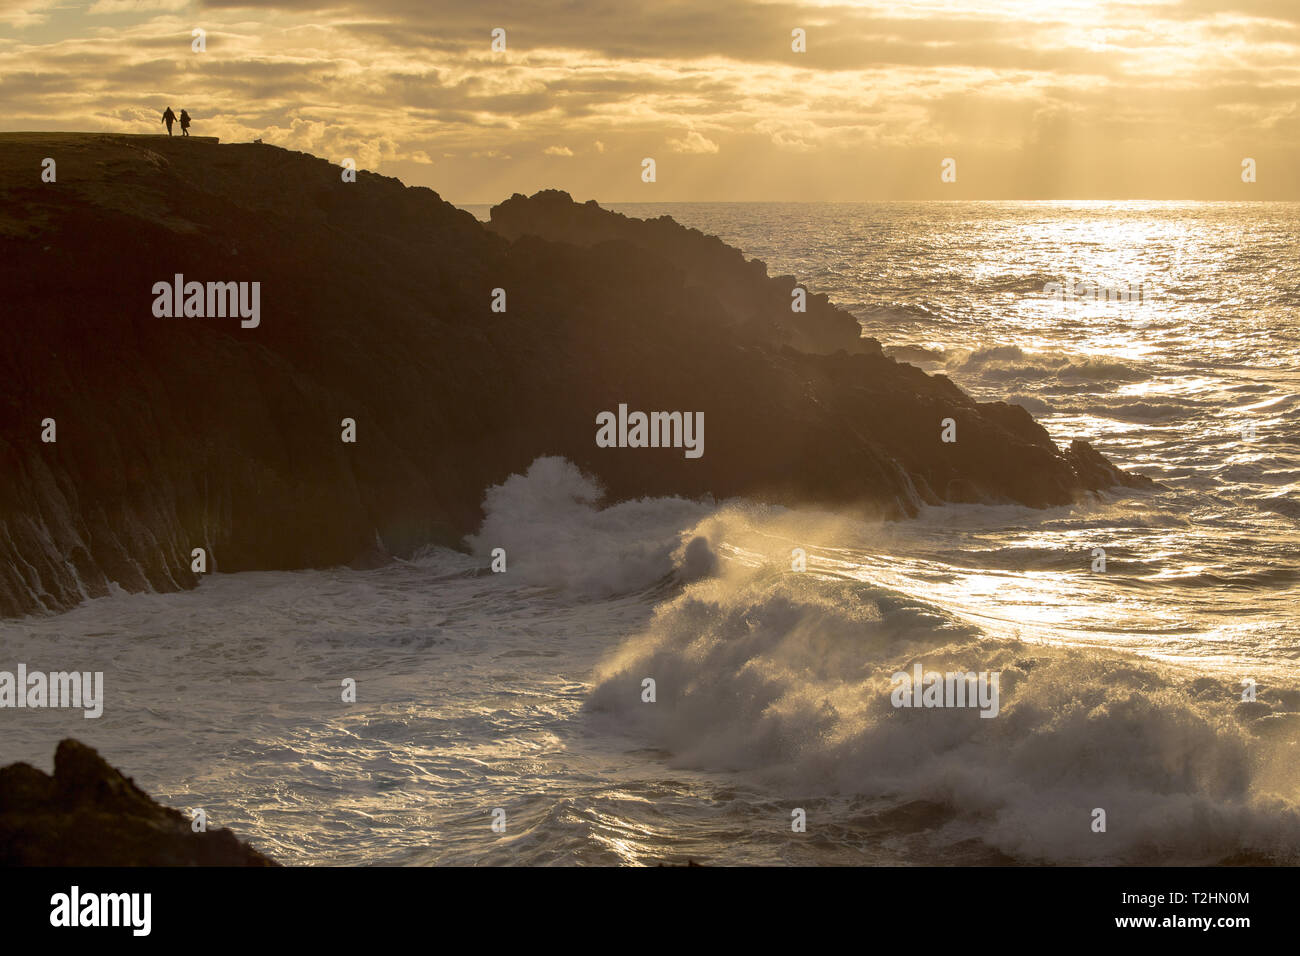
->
xmin=0 ymin=739 xmax=276 ymax=866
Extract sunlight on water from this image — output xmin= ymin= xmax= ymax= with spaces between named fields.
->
xmin=8 ymin=202 xmax=1300 ymax=866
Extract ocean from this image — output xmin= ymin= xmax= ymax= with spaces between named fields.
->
xmin=3 ymin=201 xmax=1298 ymax=865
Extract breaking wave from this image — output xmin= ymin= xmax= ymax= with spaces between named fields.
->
xmin=458 ymin=456 xmax=1300 ymax=864
xmin=587 ymin=542 xmax=1300 ymax=864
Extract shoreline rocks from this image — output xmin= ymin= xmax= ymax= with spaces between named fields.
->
xmin=0 ymin=739 xmax=276 ymax=866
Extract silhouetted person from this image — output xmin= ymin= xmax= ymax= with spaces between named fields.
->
xmin=180 ymin=110 xmax=191 ymax=136
xmin=162 ymin=107 xmax=176 ymax=136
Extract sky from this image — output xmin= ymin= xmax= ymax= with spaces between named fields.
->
xmin=1 ymin=0 xmax=1298 ymax=202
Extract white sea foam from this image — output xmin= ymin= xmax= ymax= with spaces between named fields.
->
xmin=588 ymin=549 xmax=1300 ymax=863
xmin=6 ymin=201 xmax=1299 ymax=865
xmin=462 ymin=455 xmax=717 ymax=596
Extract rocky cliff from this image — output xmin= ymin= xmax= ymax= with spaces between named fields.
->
xmin=0 ymin=133 xmax=1148 ymax=617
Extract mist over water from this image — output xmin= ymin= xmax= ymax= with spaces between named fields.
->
xmin=6 ymin=203 xmax=1299 ymax=865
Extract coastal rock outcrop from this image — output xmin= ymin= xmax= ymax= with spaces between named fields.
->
xmin=489 ymin=188 xmax=868 ymax=355
xmin=0 ymin=133 xmax=1150 ymax=617
xmin=0 ymin=739 xmax=276 ymax=865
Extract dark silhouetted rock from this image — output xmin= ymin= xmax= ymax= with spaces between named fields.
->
xmin=490 ymin=189 xmax=870 ymax=355
xmin=1064 ymin=439 xmax=1154 ymax=490
xmin=0 ymin=739 xmax=276 ymax=866
xmin=0 ymin=133 xmax=1150 ymax=616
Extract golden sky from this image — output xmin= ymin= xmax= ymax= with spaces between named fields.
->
xmin=2 ymin=0 xmax=1297 ymax=201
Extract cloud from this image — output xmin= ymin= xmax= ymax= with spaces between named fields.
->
xmin=0 ymin=0 xmax=59 ymax=27
xmin=668 ymin=130 xmax=719 ymax=154
xmin=0 ymin=0 xmax=1296 ymax=198
xmin=89 ymin=0 xmax=191 ymax=13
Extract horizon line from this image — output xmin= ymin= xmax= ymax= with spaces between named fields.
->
xmin=453 ymin=197 xmax=1300 ymax=207
xmin=3 ymin=133 xmax=1288 ymax=206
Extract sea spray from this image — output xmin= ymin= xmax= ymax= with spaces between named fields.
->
xmin=464 ymin=456 xmax=716 ymax=596
xmin=585 ymin=535 xmax=1300 ymax=864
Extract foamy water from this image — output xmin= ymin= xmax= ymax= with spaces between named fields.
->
xmin=605 ymin=201 xmax=1300 ymax=674
xmin=3 ymin=203 xmax=1298 ymax=865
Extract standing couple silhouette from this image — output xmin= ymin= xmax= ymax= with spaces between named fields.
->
xmin=161 ymin=107 xmax=192 ymax=136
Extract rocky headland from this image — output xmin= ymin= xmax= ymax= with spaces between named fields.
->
xmin=0 ymin=133 xmax=1149 ymax=617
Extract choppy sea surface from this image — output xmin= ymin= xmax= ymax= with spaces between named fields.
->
xmin=4 ymin=202 xmax=1298 ymax=865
